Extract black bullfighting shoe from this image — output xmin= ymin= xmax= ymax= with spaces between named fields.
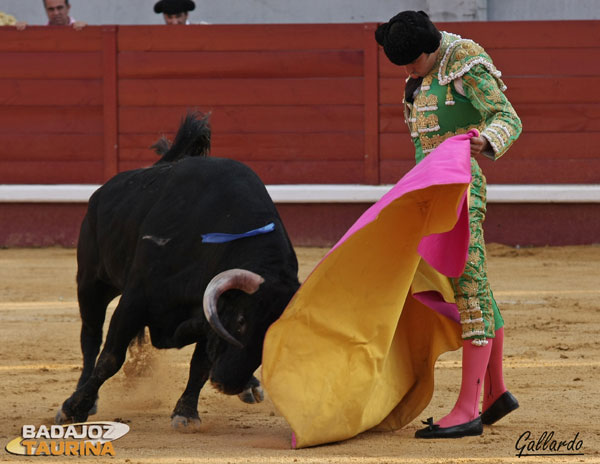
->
xmin=481 ymin=391 xmax=519 ymax=425
xmin=415 ymin=416 xmax=483 ymax=439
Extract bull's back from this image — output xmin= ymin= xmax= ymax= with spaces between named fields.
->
xmin=82 ymin=157 xmax=283 ymax=289
xmin=169 ymin=157 xmax=276 ymax=217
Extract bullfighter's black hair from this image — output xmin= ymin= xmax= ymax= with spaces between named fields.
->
xmin=151 ymin=111 xmax=211 ymax=164
xmin=375 ymin=10 xmax=441 ymax=66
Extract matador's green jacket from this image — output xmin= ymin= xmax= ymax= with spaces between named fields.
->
xmin=404 ymin=31 xmax=522 ymax=344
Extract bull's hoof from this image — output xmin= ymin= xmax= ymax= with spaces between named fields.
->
xmin=55 ymin=403 xmax=96 ymax=424
xmin=238 ymin=382 xmax=264 ymax=404
xmin=55 ymin=400 xmax=91 ymax=425
xmin=171 ymin=415 xmax=202 ymax=432
xmin=55 ymin=409 xmax=70 ymax=425
xmin=55 ymin=408 xmax=90 ymax=425
xmin=56 ymin=393 xmax=95 ymax=424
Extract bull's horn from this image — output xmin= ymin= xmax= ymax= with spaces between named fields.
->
xmin=203 ymin=269 xmax=265 ymax=348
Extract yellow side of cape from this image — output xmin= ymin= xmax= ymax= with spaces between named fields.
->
xmin=262 ymin=184 xmax=465 ymax=448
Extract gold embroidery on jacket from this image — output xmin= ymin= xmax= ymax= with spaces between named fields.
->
xmin=419 ymin=125 xmax=483 ymax=153
xmin=416 ymin=93 xmax=439 ymax=111
xmin=416 ymin=113 xmax=440 ymax=133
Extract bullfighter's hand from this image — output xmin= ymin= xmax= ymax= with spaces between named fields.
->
xmin=470 ymin=135 xmax=490 ymax=157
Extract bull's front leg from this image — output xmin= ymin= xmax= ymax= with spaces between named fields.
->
xmin=56 ymin=301 xmax=144 ymax=424
xmin=171 ymin=343 xmax=210 ymax=431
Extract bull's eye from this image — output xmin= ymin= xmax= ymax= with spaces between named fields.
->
xmin=236 ymin=314 xmax=246 ymax=335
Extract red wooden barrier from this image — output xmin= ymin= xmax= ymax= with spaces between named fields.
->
xmin=2 ymin=21 xmax=599 ymax=186
xmin=114 ymin=24 xmax=369 ymax=184
xmin=1 ymin=22 xmax=599 ymax=246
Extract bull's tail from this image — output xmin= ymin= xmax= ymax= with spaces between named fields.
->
xmin=152 ymin=112 xmax=211 ymax=163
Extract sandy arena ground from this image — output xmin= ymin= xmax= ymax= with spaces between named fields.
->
xmin=1 ymin=244 xmax=599 ymax=463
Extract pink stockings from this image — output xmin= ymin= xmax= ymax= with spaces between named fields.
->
xmin=483 ymin=327 xmax=507 ymax=410
xmin=436 ymin=327 xmax=507 ymax=428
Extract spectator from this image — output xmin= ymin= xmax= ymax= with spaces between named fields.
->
xmin=154 ymin=0 xmax=197 ymax=25
xmin=16 ymin=0 xmax=87 ymax=31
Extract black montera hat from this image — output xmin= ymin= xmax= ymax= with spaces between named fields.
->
xmin=375 ymin=11 xmax=442 ymax=65
xmin=154 ymin=0 xmax=195 ymax=14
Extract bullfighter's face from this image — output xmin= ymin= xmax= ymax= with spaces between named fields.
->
xmin=403 ymin=49 xmax=439 ymax=79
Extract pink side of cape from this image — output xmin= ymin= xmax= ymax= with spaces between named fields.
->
xmin=327 ymin=130 xmax=476 ymax=279
xmin=413 ymin=291 xmax=461 ymax=323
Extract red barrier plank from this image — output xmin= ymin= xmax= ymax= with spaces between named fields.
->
xmin=378 ymin=79 xmax=405 ymax=105
xmin=377 ymin=160 xmax=417 ymax=183
xmin=503 ymin=77 xmax=600 ymax=104
xmin=379 ymin=103 xmax=600 ymax=133
xmin=0 ymin=203 xmax=87 ymax=247
xmin=489 ymin=48 xmax=600 ymax=77
xmin=379 ymin=48 xmax=600 ymax=78
xmin=118 ymin=24 xmax=364 ymax=52
xmin=0 ymin=134 xmax=103 ymax=161
xmin=380 ymin=76 xmax=600 ymax=105
xmin=277 ymin=203 xmax=372 ymax=247
xmin=363 ymin=23 xmax=380 ymax=184
xmin=380 ymin=159 xmax=600 ymax=184
xmin=118 ymin=50 xmax=363 ymax=79
xmin=380 ymin=132 xmax=600 ymax=162
xmin=378 ymin=134 xmax=416 ymax=161
xmin=0 ymin=107 xmax=103 ymax=134
xmin=119 ymin=132 xmax=364 ymax=162
xmin=0 ymin=79 xmax=102 ymax=106
xmin=378 ymin=106 xmax=410 ymax=134
xmin=118 ymin=78 xmax=363 ymax=106
xmin=118 ymin=159 xmax=365 ymax=184
xmin=434 ymin=21 xmax=600 ymax=49
xmin=516 ymin=103 xmax=600 ymax=132
xmin=481 ymin=158 xmax=600 ymax=184
xmin=485 ymin=203 xmax=600 ymax=247
xmin=119 ymin=106 xmax=364 ymax=134
xmin=1 ymin=52 xmax=102 ymax=79
xmin=0 ymin=161 xmax=104 ymax=184
xmin=0 ymin=26 xmax=103 ymax=51
xmin=248 ymin=159 xmax=365 ymax=184
xmin=102 ymin=27 xmax=119 ymax=181
xmin=2 ymin=202 xmax=598 ymax=248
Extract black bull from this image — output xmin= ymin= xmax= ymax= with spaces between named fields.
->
xmin=56 ymin=114 xmax=300 ymax=429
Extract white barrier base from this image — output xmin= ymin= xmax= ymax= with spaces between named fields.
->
xmin=1 ymin=184 xmax=599 ymax=204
